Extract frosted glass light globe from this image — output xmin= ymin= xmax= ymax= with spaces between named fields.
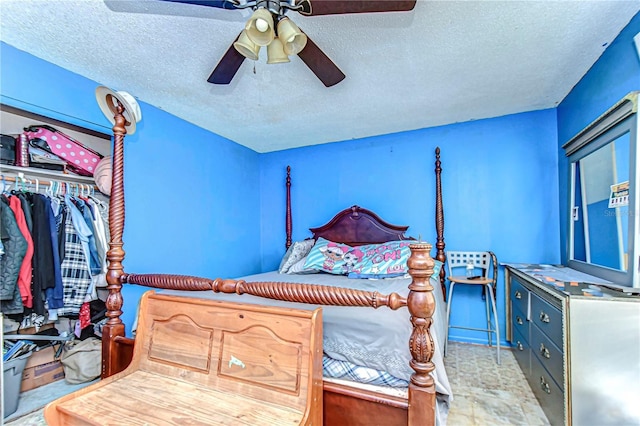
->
xmin=256 ymin=18 xmax=269 ymax=32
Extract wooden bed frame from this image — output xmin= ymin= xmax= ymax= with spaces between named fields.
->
xmin=100 ymin=101 xmax=447 ymax=425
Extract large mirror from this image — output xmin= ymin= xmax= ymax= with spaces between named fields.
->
xmin=564 ymin=92 xmax=639 ymax=287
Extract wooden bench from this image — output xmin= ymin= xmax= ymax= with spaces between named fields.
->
xmin=44 ymin=292 xmax=323 ymax=425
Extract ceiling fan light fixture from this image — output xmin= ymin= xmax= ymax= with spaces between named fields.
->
xmin=245 ymin=8 xmax=275 ymax=46
xmin=277 ymin=17 xmax=307 ymax=55
xmin=233 ymin=30 xmax=260 ymax=60
xmin=267 ymin=37 xmax=290 ymax=64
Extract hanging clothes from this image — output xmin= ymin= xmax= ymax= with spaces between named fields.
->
xmin=44 ymin=194 xmax=64 ymax=314
xmin=18 ymin=193 xmax=33 ymax=232
xmin=87 ymin=198 xmax=108 ymax=268
xmin=58 ymin=201 xmax=92 ymax=316
xmin=92 ymin=196 xmax=110 ymax=244
xmin=88 ymin=197 xmax=109 ymax=290
xmin=0 ymin=196 xmax=27 ymax=314
xmin=0 ymin=177 xmax=110 ymax=320
xmin=29 ymin=193 xmax=57 ymax=316
xmin=8 ymin=194 xmax=34 ymax=308
xmin=50 ymin=195 xmax=67 ymax=271
xmin=72 ymin=197 xmax=102 ymax=275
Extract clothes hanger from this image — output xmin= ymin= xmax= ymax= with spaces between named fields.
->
xmin=14 ymin=172 xmax=26 ymax=193
xmin=87 ymin=184 xmax=103 ymax=207
xmin=46 ymin=181 xmax=54 ymax=197
xmin=55 ymin=181 xmax=63 ymax=196
xmin=0 ymin=174 xmax=11 ymax=195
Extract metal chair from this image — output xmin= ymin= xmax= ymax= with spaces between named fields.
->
xmin=444 ymin=251 xmax=500 ymax=364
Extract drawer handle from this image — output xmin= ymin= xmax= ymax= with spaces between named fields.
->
xmin=514 ymin=290 xmax=522 ymax=299
xmin=539 ymin=311 xmax=550 ymax=323
xmin=516 ymin=341 xmax=524 ymax=351
xmin=539 ymin=343 xmax=550 ymax=359
xmin=540 ymin=376 xmax=551 ymax=394
xmin=516 ymin=316 xmax=524 ymax=325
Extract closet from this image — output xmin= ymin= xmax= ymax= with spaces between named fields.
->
xmin=1 ymin=104 xmax=111 ymax=336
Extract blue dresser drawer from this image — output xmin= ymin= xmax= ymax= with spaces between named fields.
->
xmin=530 ymin=354 xmax=564 ymax=426
xmin=530 ymin=322 xmax=564 ymax=390
xmin=530 ymin=292 xmax=563 ymax=348
xmin=512 ymin=326 xmax=530 ymax=376
xmin=511 ymin=277 xmax=530 ymax=319
xmin=511 ymin=304 xmax=528 ymax=340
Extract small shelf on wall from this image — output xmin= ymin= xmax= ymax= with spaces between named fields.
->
xmin=1 ymin=164 xmax=98 ymax=185
xmin=0 ymin=104 xmax=112 ymax=187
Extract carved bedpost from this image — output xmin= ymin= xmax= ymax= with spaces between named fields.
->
xmin=407 ymin=243 xmax=437 ymax=426
xmin=286 ymin=165 xmax=292 ymax=249
xmin=435 ymin=147 xmax=447 ymax=300
xmin=102 ymin=103 xmax=127 ymax=379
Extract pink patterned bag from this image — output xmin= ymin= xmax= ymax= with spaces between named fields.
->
xmin=23 ymin=125 xmax=104 ymax=177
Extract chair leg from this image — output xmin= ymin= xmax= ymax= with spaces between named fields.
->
xmin=487 ymin=285 xmax=501 ymax=365
xmin=484 ymin=286 xmax=492 ymax=347
xmin=444 ymin=283 xmax=455 ymax=357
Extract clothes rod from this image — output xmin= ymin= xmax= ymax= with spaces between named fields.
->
xmin=1 ymin=171 xmax=99 ymax=191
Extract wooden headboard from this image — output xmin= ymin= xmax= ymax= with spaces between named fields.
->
xmin=310 ymin=205 xmax=414 ymax=246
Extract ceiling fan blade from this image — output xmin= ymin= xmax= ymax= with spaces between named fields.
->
xmin=297 ymin=33 xmax=345 ymax=87
xmin=157 ymin=0 xmax=238 ymax=10
xmin=207 ymin=35 xmax=245 ymax=84
xmin=297 ymin=0 xmax=416 ymax=16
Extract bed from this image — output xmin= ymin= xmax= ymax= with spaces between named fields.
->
xmin=99 ymin=103 xmax=450 ymax=425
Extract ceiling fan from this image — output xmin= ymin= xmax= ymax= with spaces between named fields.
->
xmin=161 ymin=0 xmax=417 ymax=87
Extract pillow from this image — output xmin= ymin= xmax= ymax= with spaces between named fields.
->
xmin=351 ymin=241 xmax=412 ymax=276
xmin=302 ymin=237 xmax=353 ymax=275
xmin=347 ymin=259 xmax=442 ymax=279
xmin=286 ymin=256 xmax=319 ymax=274
xmin=432 ymin=259 xmax=443 ymax=278
xmin=278 ymin=239 xmax=316 ymax=274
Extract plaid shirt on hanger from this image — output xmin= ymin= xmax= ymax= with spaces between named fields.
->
xmin=58 ymin=204 xmax=91 ymax=316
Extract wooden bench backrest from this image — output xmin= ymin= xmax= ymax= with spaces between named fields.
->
xmin=132 ymin=292 xmax=323 ymax=420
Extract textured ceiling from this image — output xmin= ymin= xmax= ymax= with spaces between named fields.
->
xmin=1 ymin=1 xmax=639 ymax=153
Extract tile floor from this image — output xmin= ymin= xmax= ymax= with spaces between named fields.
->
xmin=444 ymin=341 xmax=549 ymax=425
xmin=4 ymin=342 xmax=548 ymax=425
xmin=3 ymin=378 xmax=95 ymax=425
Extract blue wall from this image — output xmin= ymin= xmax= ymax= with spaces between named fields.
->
xmin=260 ymin=109 xmax=560 ymax=345
xmin=1 ymin=43 xmax=262 ymax=334
xmin=557 ymin=12 xmax=640 ymax=264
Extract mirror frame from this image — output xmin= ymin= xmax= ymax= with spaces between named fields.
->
xmin=564 ymin=92 xmax=639 ymax=287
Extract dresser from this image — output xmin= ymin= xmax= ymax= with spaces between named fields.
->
xmin=504 ymin=264 xmax=640 ymax=426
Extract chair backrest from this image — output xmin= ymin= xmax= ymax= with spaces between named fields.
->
xmin=446 ymin=251 xmax=493 ymax=278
